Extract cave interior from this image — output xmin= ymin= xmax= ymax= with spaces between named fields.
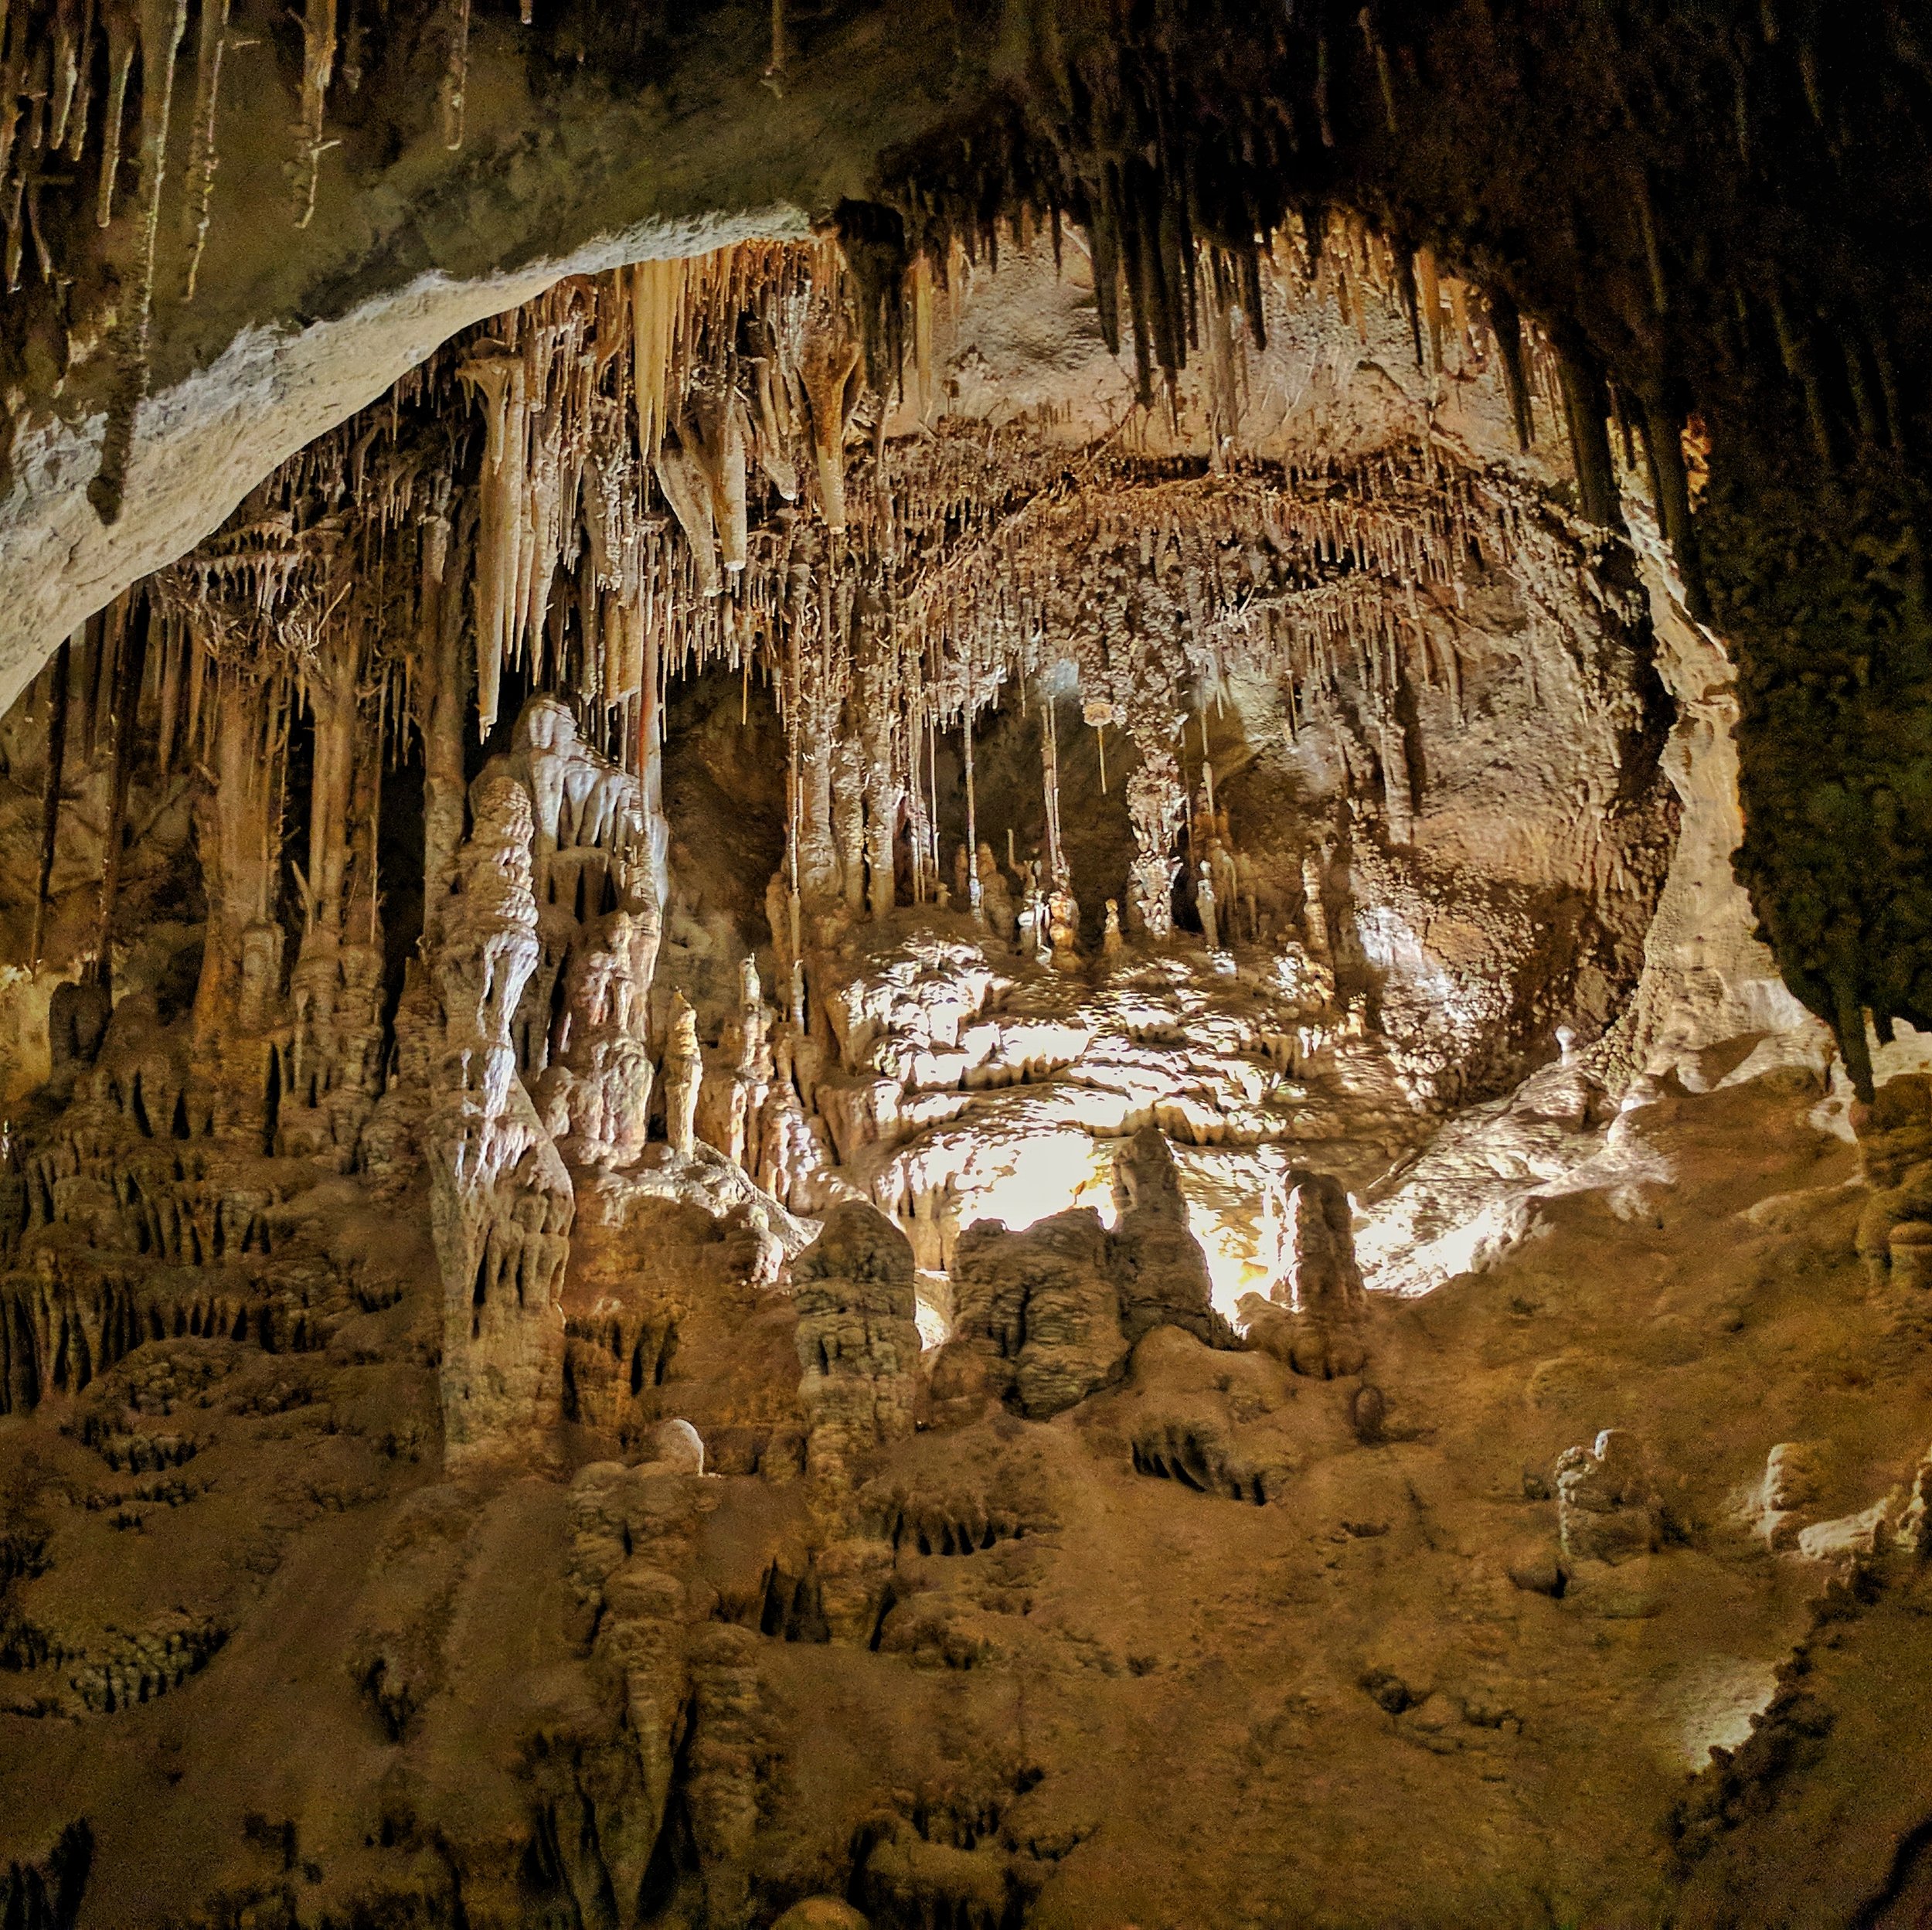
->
xmin=2 ymin=3 xmax=1932 ymax=1925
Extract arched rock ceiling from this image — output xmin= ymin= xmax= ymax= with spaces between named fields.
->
xmin=0 ymin=0 xmax=968 ymax=709
xmin=2 ymin=0 xmax=1929 ymax=1081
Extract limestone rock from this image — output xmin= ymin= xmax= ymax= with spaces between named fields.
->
xmin=1110 ymin=1127 xmax=1230 ymax=1350
xmin=1852 ymin=1075 xmax=1932 ymax=1280
xmin=1563 ymin=1554 xmax=1667 ymax=1618
xmin=568 ymin=1455 xmax=705 ymax=1896
xmin=1795 ymin=1500 xmax=1896 ymax=1564
xmin=1555 ymin=1429 xmax=1660 ymax=1566
xmin=951 ymin=1207 xmax=1128 ymax=1420
xmin=791 ymin=1201 xmax=923 ymax=1485
xmin=947 ymin=1131 xmax=1243 ymax=1420
xmin=1504 ymin=1542 xmax=1565 ymax=1597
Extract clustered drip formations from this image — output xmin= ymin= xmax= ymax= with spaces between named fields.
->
xmin=1 ymin=220 xmax=1668 ymax=1465
xmin=864 ymin=0 xmax=1932 ymax=1098
xmin=3 ymin=0 xmax=1929 ymax=1104
xmin=2 ymin=9 xmax=1932 ymax=1920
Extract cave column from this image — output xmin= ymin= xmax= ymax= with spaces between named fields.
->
xmin=284 ymin=625 xmax=385 ymax=1163
xmin=1124 ymin=734 xmax=1185 ymax=940
xmin=1041 ymin=676 xmax=1066 ymax=890
xmin=189 ymin=657 xmax=287 ymax=1143
xmin=420 ymin=498 xmax=470 ymax=951
xmin=430 ymin=775 xmax=573 ymax=1469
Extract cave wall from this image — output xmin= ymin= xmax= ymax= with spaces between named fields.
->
xmin=0 ymin=0 xmax=971 ymax=712
xmin=4 ymin=37 xmax=1930 ymax=1915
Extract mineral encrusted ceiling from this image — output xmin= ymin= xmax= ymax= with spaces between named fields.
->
xmin=4 ymin=0 xmax=1928 ymax=1080
xmin=2 ymin=6 xmax=1930 ymax=1928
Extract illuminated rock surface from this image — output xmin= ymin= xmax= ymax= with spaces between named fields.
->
xmin=1 ymin=26 xmax=1930 ymax=1922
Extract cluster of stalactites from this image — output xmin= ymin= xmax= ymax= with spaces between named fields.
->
xmin=898 ymin=444 xmax=1546 ymax=747
xmin=0 ymin=0 xmax=562 ymax=509
xmin=0 ymin=0 xmax=485 ymax=278
xmin=454 ymin=241 xmax=879 ymax=742
xmin=888 ymin=131 xmax=1705 ymax=614
xmin=17 ymin=373 xmax=476 ymax=1018
xmin=19 ymin=217 xmax=1607 ymax=999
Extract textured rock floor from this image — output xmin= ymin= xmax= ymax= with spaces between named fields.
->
xmin=5 ymin=1034 xmax=1930 ymax=1927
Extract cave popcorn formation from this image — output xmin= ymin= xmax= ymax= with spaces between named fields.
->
xmin=0 ymin=22 xmax=1930 ymax=1923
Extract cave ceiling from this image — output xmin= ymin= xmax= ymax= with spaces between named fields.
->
xmin=2 ymin=0 xmax=1927 ymax=1077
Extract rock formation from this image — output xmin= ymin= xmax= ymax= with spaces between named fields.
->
xmin=1556 ymin=1428 xmax=1662 ymax=1567
xmin=2 ymin=83 xmax=1930 ymax=1925
xmin=791 ymin=1201 xmax=922 ymax=1487
xmin=430 ymin=773 xmax=573 ymax=1467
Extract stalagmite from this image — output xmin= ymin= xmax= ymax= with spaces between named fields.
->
xmin=977 ymin=841 xmax=1015 ymax=943
xmin=792 ymin=1201 xmax=921 ymax=1486
xmin=1243 ymin=1170 xmax=1367 ymax=1377
xmin=1048 ymin=883 xmax=1080 ymax=971
xmin=1196 ymin=861 xmax=1219 ymax=951
xmin=1301 ymin=848 xmax=1331 ymax=956
xmin=1378 ymin=710 xmax=1414 ymax=845
xmin=430 ymin=774 xmax=573 ymax=1466
xmin=702 ymin=955 xmax=771 ymax=1171
xmin=664 ymin=992 xmax=702 ymax=1157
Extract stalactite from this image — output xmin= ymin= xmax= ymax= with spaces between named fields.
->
xmin=629 ymin=257 xmax=687 ymax=471
xmin=440 ymin=0 xmax=471 ymax=150
xmin=293 ymin=0 xmax=338 ymax=228
xmin=1554 ymin=334 xmax=1624 ymax=533
xmin=178 ymin=0 xmax=230 ymax=299
xmin=92 ymin=591 xmax=149 ymax=979
xmin=687 ymin=382 xmax=752 ymax=574
xmin=1488 ymin=292 xmax=1535 ymax=454
xmin=764 ymin=0 xmax=787 ymax=92
xmin=28 ymin=635 xmax=71 ymax=972
xmin=800 ymin=317 xmax=860 ymax=535
xmin=460 ymin=349 xmax=526 ymax=736
xmin=94 ymin=8 xmax=137 ymax=228
xmin=87 ymin=0 xmax=189 ymax=526
xmin=657 ymin=426 xmax=723 ymax=599
xmin=1416 ymin=248 xmax=1443 ymax=374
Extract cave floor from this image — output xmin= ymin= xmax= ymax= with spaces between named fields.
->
xmin=5 ymin=1043 xmax=1929 ymax=1928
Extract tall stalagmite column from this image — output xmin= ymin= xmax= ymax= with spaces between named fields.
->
xmin=430 ymin=775 xmax=573 ymax=1466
